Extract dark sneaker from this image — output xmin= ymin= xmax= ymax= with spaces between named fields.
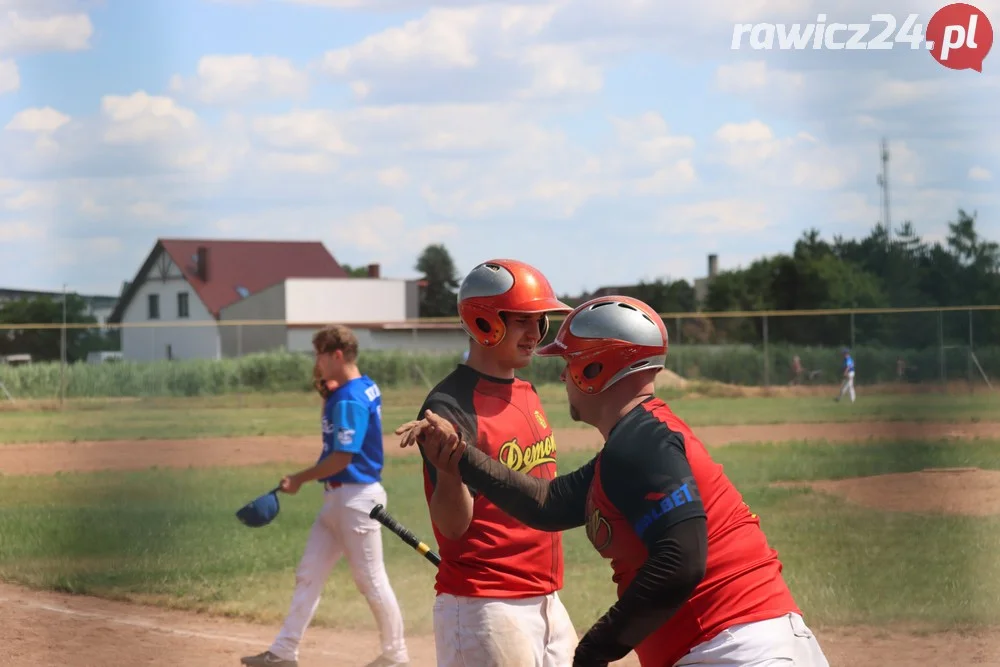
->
xmin=240 ymin=651 xmax=297 ymax=666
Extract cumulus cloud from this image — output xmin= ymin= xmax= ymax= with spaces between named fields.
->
xmin=0 ymin=58 xmax=18 ymax=93
xmin=0 ymin=8 xmax=93 ymax=54
xmin=5 ymin=106 xmax=70 ymax=132
xmin=331 ymin=205 xmax=458 ymax=259
xmin=251 ymin=109 xmax=355 ymax=154
xmin=169 ymin=54 xmax=310 ymax=105
xmin=2 ymin=0 xmax=996 ymax=294
xmin=658 ymin=199 xmax=775 ymax=236
xmin=969 ymin=166 xmax=992 ymax=182
xmin=315 ymin=5 xmax=604 ymax=103
xmin=100 ymin=92 xmax=199 ymax=144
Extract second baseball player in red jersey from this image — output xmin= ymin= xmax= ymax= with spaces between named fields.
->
xmin=403 ymin=295 xmax=831 ymax=667
xmin=399 ymin=258 xmax=578 ymax=667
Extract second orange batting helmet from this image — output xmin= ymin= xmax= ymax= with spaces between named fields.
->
xmin=536 ymin=295 xmax=668 ymax=393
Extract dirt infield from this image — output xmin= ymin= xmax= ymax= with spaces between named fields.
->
xmin=3 ymin=580 xmax=1000 ymax=667
xmin=4 ymin=421 xmax=1000 ymax=666
xmin=3 ymin=420 xmax=1000 ymax=476
xmin=777 ymin=467 xmax=1000 ymax=517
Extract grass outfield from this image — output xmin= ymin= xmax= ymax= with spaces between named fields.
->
xmin=1 ymin=440 xmax=999 ymax=636
xmin=1 ymin=386 xmax=998 ymax=444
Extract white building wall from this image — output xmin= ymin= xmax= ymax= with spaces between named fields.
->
xmin=284 ymin=278 xmax=408 ymax=324
xmin=218 ymin=282 xmax=287 ymax=357
xmin=120 ymin=255 xmax=221 ymax=362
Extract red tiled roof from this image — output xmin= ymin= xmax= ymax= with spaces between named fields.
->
xmin=160 ymin=239 xmax=347 ymax=316
xmin=110 ymin=238 xmax=348 ymax=322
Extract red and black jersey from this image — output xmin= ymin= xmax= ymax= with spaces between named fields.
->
xmin=452 ymin=394 xmax=802 ymax=666
xmin=583 ymin=397 xmax=800 ymax=666
xmin=417 ymin=364 xmax=563 ymax=599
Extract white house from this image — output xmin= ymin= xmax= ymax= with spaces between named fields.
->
xmin=109 ymin=237 xmax=451 ymax=362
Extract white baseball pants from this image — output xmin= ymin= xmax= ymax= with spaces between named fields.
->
xmin=674 ymin=612 xmax=829 ymax=666
xmin=838 ymin=370 xmax=856 ymax=403
xmin=269 ymin=482 xmax=409 ymax=663
xmin=432 ymin=590 xmax=578 ymax=667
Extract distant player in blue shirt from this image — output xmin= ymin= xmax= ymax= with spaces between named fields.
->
xmin=242 ymin=325 xmax=410 ymax=667
xmin=836 ymin=348 xmax=856 ymax=404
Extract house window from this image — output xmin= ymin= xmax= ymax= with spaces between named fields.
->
xmin=148 ymin=294 xmax=160 ymax=320
xmin=177 ymin=292 xmax=189 ymax=318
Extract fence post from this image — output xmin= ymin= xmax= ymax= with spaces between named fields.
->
xmin=850 ymin=311 xmax=855 ymax=350
xmin=59 ymin=283 xmax=67 ymax=405
xmin=938 ymin=311 xmax=945 ymax=387
xmin=968 ymin=309 xmax=973 ymax=390
xmin=675 ymin=316 xmax=682 ymax=377
xmin=762 ymin=314 xmax=769 ymax=387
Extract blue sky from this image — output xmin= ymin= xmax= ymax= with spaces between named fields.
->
xmin=1 ymin=0 xmax=997 ymax=298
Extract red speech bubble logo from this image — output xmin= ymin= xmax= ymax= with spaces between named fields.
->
xmin=927 ymin=3 xmax=993 ymax=72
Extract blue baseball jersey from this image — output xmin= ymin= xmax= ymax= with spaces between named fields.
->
xmin=844 ymin=355 xmax=855 ymax=372
xmin=318 ymin=375 xmax=385 ymax=485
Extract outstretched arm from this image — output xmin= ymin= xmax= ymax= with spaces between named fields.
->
xmin=573 ymin=430 xmax=708 ymax=665
xmin=458 ymin=446 xmax=596 ymax=532
xmin=397 ymin=408 xmax=594 ymax=532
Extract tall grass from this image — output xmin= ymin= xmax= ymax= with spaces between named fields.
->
xmin=1 ymin=344 xmax=997 ymax=399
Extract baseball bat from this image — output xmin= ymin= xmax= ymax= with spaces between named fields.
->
xmin=370 ymin=504 xmax=441 ymax=568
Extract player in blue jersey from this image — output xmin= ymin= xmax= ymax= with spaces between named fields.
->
xmin=836 ymin=347 xmax=856 ymax=403
xmin=241 ymin=325 xmax=410 ymax=667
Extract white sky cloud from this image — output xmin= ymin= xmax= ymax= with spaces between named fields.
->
xmin=0 ymin=9 xmax=92 ymax=54
xmin=969 ymin=166 xmax=993 ymax=182
xmin=100 ymin=92 xmax=199 ymax=144
xmin=5 ymin=106 xmax=70 ymax=132
xmin=169 ymin=54 xmax=310 ymax=105
xmin=0 ymin=0 xmax=996 ymax=295
xmin=0 ymin=58 xmax=18 ymax=93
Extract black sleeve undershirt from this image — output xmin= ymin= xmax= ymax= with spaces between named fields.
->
xmin=457 ymin=446 xmax=595 ymax=532
xmin=575 ymin=424 xmax=709 ymax=663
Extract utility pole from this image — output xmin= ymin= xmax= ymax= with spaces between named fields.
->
xmin=876 ymin=137 xmax=892 ymax=249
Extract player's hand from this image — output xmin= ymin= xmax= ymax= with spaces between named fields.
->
xmin=396 ymin=410 xmax=465 ymax=476
xmin=280 ymin=475 xmax=302 ymax=494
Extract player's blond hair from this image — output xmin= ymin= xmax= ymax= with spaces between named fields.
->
xmin=312 ymin=324 xmax=360 ymax=362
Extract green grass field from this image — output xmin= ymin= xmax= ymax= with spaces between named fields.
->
xmin=1 ymin=386 xmax=998 ymax=444
xmin=2 ymin=440 xmax=999 ymax=636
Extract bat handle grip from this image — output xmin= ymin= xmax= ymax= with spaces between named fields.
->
xmin=371 ymin=504 xmax=442 ymax=567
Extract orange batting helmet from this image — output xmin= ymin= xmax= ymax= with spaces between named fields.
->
xmin=458 ymin=259 xmax=572 ymax=347
xmin=535 ymin=295 xmax=668 ymax=393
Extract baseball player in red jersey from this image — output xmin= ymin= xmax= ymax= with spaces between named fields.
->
xmin=400 ymin=295 xmax=831 ymax=667
xmin=396 ymin=259 xmax=579 ymax=667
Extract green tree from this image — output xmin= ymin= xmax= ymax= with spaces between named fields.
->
xmin=415 ymin=244 xmax=460 ymax=317
xmin=340 ymin=264 xmax=371 ymax=277
xmin=0 ymin=295 xmax=110 ymax=362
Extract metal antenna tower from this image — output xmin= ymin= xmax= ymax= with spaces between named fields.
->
xmin=876 ymin=137 xmax=891 ymax=248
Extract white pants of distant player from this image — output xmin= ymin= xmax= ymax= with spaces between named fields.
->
xmin=433 ymin=590 xmax=578 ymax=667
xmin=269 ymin=481 xmax=409 ymax=664
xmin=837 ymin=370 xmax=856 ymax=403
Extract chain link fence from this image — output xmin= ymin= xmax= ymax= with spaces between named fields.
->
xmin=1 ymin=306 xmax=997 ymax=401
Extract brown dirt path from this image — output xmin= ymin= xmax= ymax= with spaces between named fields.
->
xmin=2 ymin=421 xmax=1000 ymax=476
xmin=4 ymin=421 xmax=1000 ymax=665
xmin=2 ymin=580 xmax=998 ymax=666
